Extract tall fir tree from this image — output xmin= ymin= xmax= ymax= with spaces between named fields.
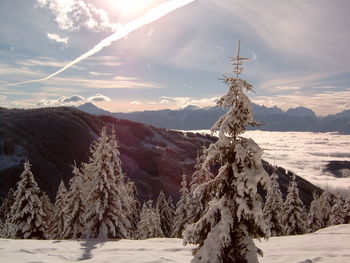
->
xmin=263 ymin=169 xmax=284 ymax=236
xmin=81 ymin=127 xmax=135 ymax=239
xmin=5 ymin=161 xmax=47 ymax=239
xmin=50 ymin=180 xmax=68 ymax=239
xmin=329 ymin=193 xmax=346 ymax=226
xmin=307 ymin=191 xmax=323 ymax=233
xmin=183 ymin=42 xmax=269 ymax=263
xmin=62 ymin=164 xmax=85 ymax=239
xmin=282 ymin=174 xmax=306 ymax=235
xmin=136 ymin=200 xmax=164 ymax=239
xmin=156 ymin=190 xmax=174 ymax=237
xmin=172 ymin=173 xmax=190 ymax=238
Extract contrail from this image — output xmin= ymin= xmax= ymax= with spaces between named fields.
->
xmin=8 ymin=0 xmax=196 ymax=86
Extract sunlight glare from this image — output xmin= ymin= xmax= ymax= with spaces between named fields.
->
xmin=108 ymin=0 xmax=157 ymax=18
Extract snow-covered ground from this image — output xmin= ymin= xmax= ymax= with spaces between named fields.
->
xmin=184 ymin=130 xmax=350 ymax=192
xmin=1 ymin=224 xmax=349 ymax=263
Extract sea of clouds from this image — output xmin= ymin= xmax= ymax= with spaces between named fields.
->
xmin=189 ymin=130 xmax=350 ymax=193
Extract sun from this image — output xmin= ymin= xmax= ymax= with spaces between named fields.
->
xmin=107 ymin=0 xmax=158 ymax=20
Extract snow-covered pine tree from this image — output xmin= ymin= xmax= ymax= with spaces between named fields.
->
xmin=172 ymin=173 xmax=190 ymax=238
xmin=344 ymin=196 xmax=350 ymax=223
xmin=5 ymin=160 xmax=48 ymax=239
xmin=0 ymin=188 xmax=14 ymax=237
xmin=167 ymin=195 xmax=175 ymax=211
xmin=156 ymin=190 xmax=174 ymax=237
xmin=81 ymin=127 xmax=134 ymax=239
xmin=62 ymin=164 xmax=85 ymax=239
xmin=263 ymin=168 xmax=284 ymax=236
xmin=183 ymin=41 xmax=270 ymax=263
xmin=318 ymin=191 xmax=332 ymax=228
xmin=329 ymin=193 xmax=346 ymax=226
xmin=125 ymin=180 xmax=141 ymax=237
xmin=0 ymin=189 xmax=14 ymax=225
xmin=307 ymin=191 xmax=323 ymax=233
xmin=41 ymin=191 xmax=53 ymax=225
xmin=137 ymin=200 xmax=164 ymax=239
xmin=282 ymin=174 xmax=307 ymax=235
xmin=50 ymin=180 xmax=68 ymax=239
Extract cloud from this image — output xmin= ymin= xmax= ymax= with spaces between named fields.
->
xmin=213 ymin=0 xmax=350 ymax=69
xmin=89 ymin=71 xmax=114 ymax=76
xmin=36 ymin=94 xmax=109 ymax=106
xmin=37 ymin=94 xmax=84 ymax=106
xmin=37 ymin=0 xmax=118 ymax=32
xmin=160 ymin=96 xmax=219 ymax=109
xmin=87 ymin=94 xmax=111 ymax=102
xmin=58 ymin=95 xmax=84 ymax=103
xmin=47 ymin=33 xmax=69 ymax=45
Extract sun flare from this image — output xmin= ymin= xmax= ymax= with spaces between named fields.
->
xmin=108 ymin=0 xmax=157 ymax=19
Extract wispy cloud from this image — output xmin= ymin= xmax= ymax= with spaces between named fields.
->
xmin=87 ymin=94 xmax=111 ymax=102
xmin=160 ymin=96 xmax=219 ymax=109
xmin=89 ymin=71 xmax=114 ymax=77
xmin=47 ymin=33 xmax=69 ymax=45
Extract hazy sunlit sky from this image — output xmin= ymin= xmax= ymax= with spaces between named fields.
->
xmin=1 ymin=0 xmax=350 ymax=115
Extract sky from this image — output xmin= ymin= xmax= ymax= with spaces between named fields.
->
xmin=1 ymin=0 xmax=350 ymax=115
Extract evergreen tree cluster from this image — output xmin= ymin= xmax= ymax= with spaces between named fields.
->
xmin=0 ymin=127 xmax=141 ymax=240
xmin=262 ymin=168 xmax=350 ymax=237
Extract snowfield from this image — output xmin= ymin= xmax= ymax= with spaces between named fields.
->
xmin=0 ymin=224 xmax=349 ymax=263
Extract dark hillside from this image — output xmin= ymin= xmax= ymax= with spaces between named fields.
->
xmin=0 ymin=107 xmax=321 ymax=206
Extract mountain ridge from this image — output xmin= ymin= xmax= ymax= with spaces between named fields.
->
xmin=77 ymin=103 xmax=350 ymax=134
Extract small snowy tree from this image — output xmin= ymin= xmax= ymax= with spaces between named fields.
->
xmin=125 ymin=180 xmax=141 ymax=238
xmin=41 ymin=192 xmax=53 ymax=224
xmin=283 ymin=174 xmax=306 ymax=235
xmin=81 ymin=127 xmax=134 ymax=239
xmin=0 ymin=189 xmax=14 ymax=224
xmin=0 ymin=189 xmax=15 ymax=237
xmin=329 ymin=193 xmax=346 ymax=226
xmin=184 ymin=42 xmax=269 ymax=263
xmin=156 ymin=190 xmax=175 ymax=237
xmin=263 ymin=169 xmax=284 ymax=236
xmin=62 ymin=164 xmax=85 ymax=239
xmin=5 ymin=161 xmax=48 ymax=239
xmin=344 ymin=196 xmax=350 ymax=223
xmin=307 ymin=191 xmax=323 ymax=233
xmin=50 ymin=180 xmax=68 ymax=239
xmin=137 ymin=200 xmax=164 ymax=239
xmin=167 ymin=195 xmax=175 ymax=211
xmin=318 ymin=191 xmax=332 ymax=228
xmin=172 ymin=174 xmax=190 ymax=238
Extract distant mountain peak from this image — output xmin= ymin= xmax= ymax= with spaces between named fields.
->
xmin=77 ymin=103 xmax=112 ymax=116
xmin=180 ymin=105 xmax=200 ymax=111
xmin=286 ymin=107 xmax=317 ymax=118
